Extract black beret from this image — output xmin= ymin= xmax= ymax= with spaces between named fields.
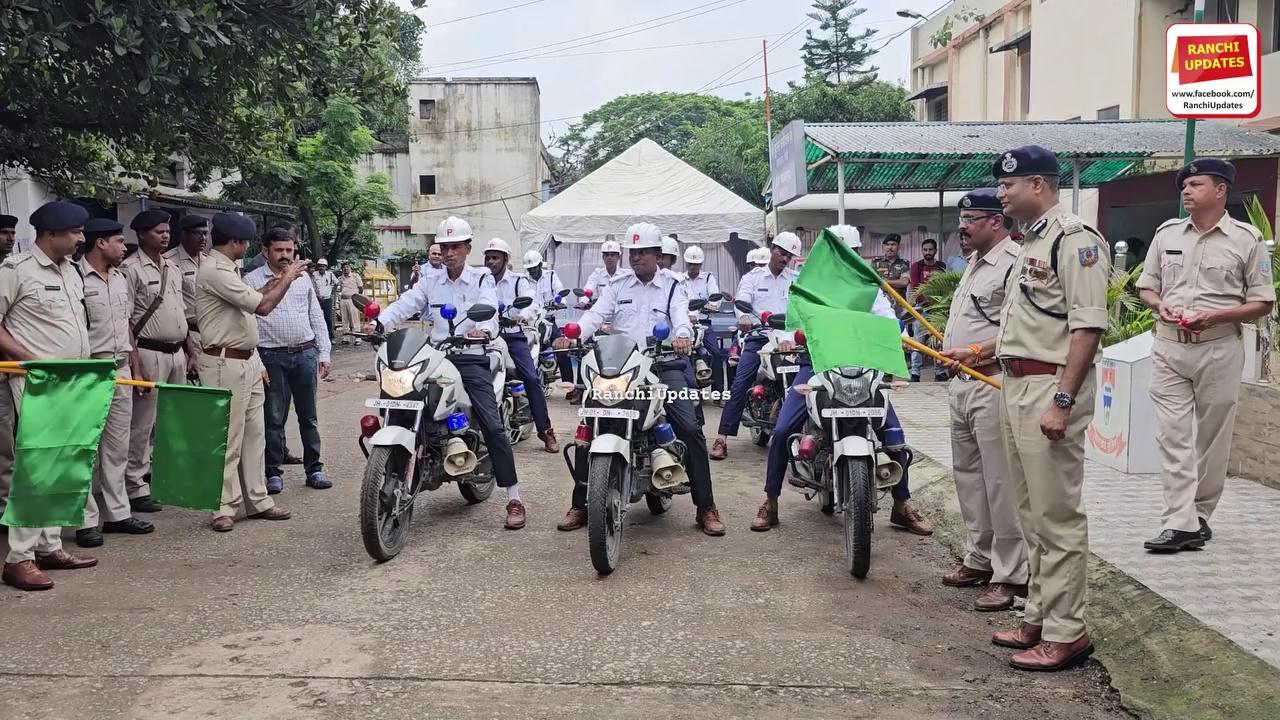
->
xmin=30 ymin=201 xmax=89 ymax=232
xmin=958 ymin=188 xmax=1003 ymax=212
xmin=992 ymin=145 xmax=1061 ymax=179
xmin=0 ymin=214 xmax=16 ymax=229
xmin=180 ymin=214 xmax=210 ymax=230
xmin=211 ymin=212 xmax=257 ymax=242
xmin=83 ymin=218 xmax=124 ymax=238
xmin=1176 ymin=157 xmax=1235 ymax=188
xmin=129 ymin=209 xmax=171 ymax=232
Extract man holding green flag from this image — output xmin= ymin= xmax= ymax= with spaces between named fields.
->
xmin=0 ymin=201 xmax=104 ymax=592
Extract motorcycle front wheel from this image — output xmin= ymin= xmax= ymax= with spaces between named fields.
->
xmin=645 ymin=492 xmax=672 ymax=515
xmin=750 ymin=425 xmax=769 ymax=447
xmin=587 ymin=454 xmax=627 ymax=575
xmin=838 ymin=457 xmax=874 ymax=579
xmin=360 ymin=445 xmax=415 ymax=563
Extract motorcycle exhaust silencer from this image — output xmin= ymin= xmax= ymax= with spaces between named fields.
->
xmin=874 ymin=451 xmax=902 ymax=489
xmin=443 ymin=437 xmax=478 ymax=476
xmin=649 ymin=448 xmax=687 ymax=490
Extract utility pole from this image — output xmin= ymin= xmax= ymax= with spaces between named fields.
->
xmin=1180 ymin=0 xmax=1206 ymax=218
xmin=763 ymin=39 xmax=774 ymax=142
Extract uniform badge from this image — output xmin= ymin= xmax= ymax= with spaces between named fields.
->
xmin=961 ymin=197 xmax=972 ymax=208
xmin=1188 ymin=163 xmax=1199 ymax=174
xmin=1078 ymin=245 xmax=1100 ymax=267
xmin=1025 ymin=257 xmax=1050 ymax=281
xmin=1261 ymin=258 xmax=1273 ymax=275
xmin=1001 ymin=153 xmax=1018 ymax=173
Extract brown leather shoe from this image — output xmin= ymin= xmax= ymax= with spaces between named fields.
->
xmin=889 ymin=504 xmax=933 ymax=536
xmin=709 ymin=437 xmax=728 ymax=461
xmin=249 ymin=507 xmax=291 ymax=521
xmin=942 ymin=565 xmax=993 ymax=587
xmin=35 ymin=549 xmax=98 ymax=571
xmin=975 ymin=583 xmax=1027 ymax=612
xmin=750 ymin=498 xmax=779 ymax=532
xmin=212 ymin=516 xmax=235 ymax=532
xmin=1009 ymin=636 xmax=1094 ymax=672
xmin=505 ymin=500 xmax=527 ymax=530
xmin=3 ymin=560 xmax=54 ymax=591
xmin=992 ymin=622 xmax=1043 ymax=650
xmin=539 ymin=428 xmax=560 ymax=454
xmin=697 ymin=506 xmax=726 ymax=536
xmin=556 ymin=506 xmax=586 ymax=531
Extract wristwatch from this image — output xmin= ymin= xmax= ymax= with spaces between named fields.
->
xmin=1053 ymin=392 xmax=1075 ymax=409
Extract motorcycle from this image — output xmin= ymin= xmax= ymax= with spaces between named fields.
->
xmin=784 ymin=340 xmax=904 ymax=579
xmin=498 ymin=296 xmax=539 ymax=446
xmin=734 ymin=300 xmax=804 ymax=448
xmin=687 ymin=292 xmax=725 ymax=389
xmin=355 ymin=302 xmax=514 ymax=562
xmin=537 ymin=289 xmax=581 ymax=398
xmin=559 ymin=320 xmax=689 ymax=576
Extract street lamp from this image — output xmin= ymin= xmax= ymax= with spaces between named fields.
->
xmin=897 ymin=9 xmax=928 ymax=20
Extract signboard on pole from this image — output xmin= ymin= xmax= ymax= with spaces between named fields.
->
xmin=769 ymin=120 xmax=808 ymax=207
xmin=1166 ymin=23 xmax=1261 ymax=119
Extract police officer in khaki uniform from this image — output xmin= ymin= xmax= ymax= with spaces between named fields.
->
xmin=0 ymin=201 xmax=99 ymax=591
xmin=1137 ymin=158 xmax=1275 ymax=552
xmin=957 ymin=146 xmax=1110 ymax=672
xmin=938 ymin=189 xmax=1029 ymax=612
xmin=165 ymin=214 xmax=209 ymax=375
xmin=198 ymin=213 xmax=303 ymax=532
xmin=123 ymin=209 xmax=188 ymax=513
xmin=73 ymin=219 xmax=155 ymax=548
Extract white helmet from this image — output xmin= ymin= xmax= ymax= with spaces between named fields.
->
xmin=523 ymin=249 xmax=543 ymax=269
xmin=747 ymin=247 xmax=767 ymax=266
xmin=828 ymin=224 xmax=861 ymax=249
xmin=683 ymin=246 xmax=705 ymax=264
xmin=601 ymin=240 xmax=622 ymax=254
xmin=771 ymin=231 xmax=803 ymax=258
xmin=624 ymin=222 xmax=662 ymax=250
xmin=661 ymin=235 xmax=679 ymax=257
xmin=436 ymin=216 xmax=473 ymax=243
xmin=484 ymin=237 xmax=512 ymax=256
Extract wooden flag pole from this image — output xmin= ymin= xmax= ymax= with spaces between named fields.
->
xmin=880 ymin=280 xmax=944 ymax=342
xmin=901 ymin=336 xmax=1002 ymax=390
xmin=0 ymin=363 xmax=157 ymax=389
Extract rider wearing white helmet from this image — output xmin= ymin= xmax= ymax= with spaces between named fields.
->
xmin=659 ymin=235 xmax=680 ymax=276
xmin=683 ymin=245 xmax=724 ymax=395
xmin=522 ymin=249 xmax=575 ymax=387
xmin=581 ymin=237 xmax=634 ymax=304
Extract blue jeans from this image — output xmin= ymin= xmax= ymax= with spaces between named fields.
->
xmin=262 ymin=346 xmax=322 ymax=478
xmin=697 ymin=324 xmax=725 ymax=392
xmin=718 ymin=337 xmax=765 ymax=436
xmin=504 ymin=334 xmax=552 ymax=434
xmin=910 ymin=317 xmax=933 ymax=376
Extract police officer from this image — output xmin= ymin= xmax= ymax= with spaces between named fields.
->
xmin=552 ymin=222 xmax=726 ymax=536
xmin=1137 ymin=158 xmax=1274 ymax=552
xmin=961 ymin=145 xmax=1108 ymax=672
xmin=165 ymin=214 xmax=209 ymax=372
xmin=483 ymin=238 xmax=559 ymax=454
xmin=710 ymin=232 xmax=801 ymax=461
xmin=525 ymin=249 xmax=573 ymax=385
xmin=937 ymin=189 xmax=1029 ymax=611
xmin=122 ymin=209 xmax=187 ymax=513
xmin=0 ymin=201 xmax=98 ymax=591
xmin=74 ymin=219 xmax=155 ymax=548
xmin=684 ymin=245 xmax=724 ymax=394
xmin=197 ymin=213 xmax=299 ymax=532
xmin=659 ymin=235 xmax=680 ymax=275
xmin=367 ymin=217 xmax=527 ymax=530
xmin=582 ymin=239 xmax=633 ymax=299
xmin=872 ymin=234 xmax=911 ymax=294
xmin=0 ymin=213 xmax=17 ymax=261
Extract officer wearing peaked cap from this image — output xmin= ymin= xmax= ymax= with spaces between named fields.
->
xmin=1137 ymin=158 xmax=1274 ymax=553
xmin=166 ymin=215 xmax=211 ymax=368
xmin=963 ymin=144 xmax=1109 ymax=671
xmin=0 ymin=201 xmax=98 ymax=591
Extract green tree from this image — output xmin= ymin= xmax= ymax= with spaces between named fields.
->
xmin=773 ymin=78 xmax=913 ymax=125
xmin=684 ymin=108 xmax=771 ymax=204
xmin=801 ymin=0 xmax=878 ymax=85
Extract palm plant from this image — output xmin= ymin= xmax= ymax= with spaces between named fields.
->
xmin=1104 ymin=263 xmax=1153 ymax=347
xmin=917 ymin=270 xmax=963 ymax=331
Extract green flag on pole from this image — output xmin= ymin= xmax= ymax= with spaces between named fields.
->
xmin=786 ymin=230 xmax=910 ymax=376
xmin=0 ymin=360 xmax=115 ymax=528
xmin=150 ymin=383 xmax=232 ymax=512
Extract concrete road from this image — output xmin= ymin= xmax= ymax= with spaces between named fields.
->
xmin=0 ymin=347 xmax=1126 ymax=719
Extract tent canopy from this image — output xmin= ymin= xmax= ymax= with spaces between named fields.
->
xmin=520 ymin=138 xmax=764 ymax=247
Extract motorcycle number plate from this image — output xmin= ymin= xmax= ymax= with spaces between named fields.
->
xmin=366 ymin=398 xmax=426 ymax=411
xmin=775 ymin=365 xmax=801 ymax=374
xmin=821 ymin=407 xmax=886 ymax=418
xmin=578 ymin=407 xmax=640 ymax=420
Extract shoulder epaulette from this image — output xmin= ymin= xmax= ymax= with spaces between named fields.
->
xmin=1228 ymin=216 xmax=1264 ymax=240
xmin=1 ymin=252 xmax=31 ymax=269
xmin=1156 ymin=217 xmax=1186 ymax=232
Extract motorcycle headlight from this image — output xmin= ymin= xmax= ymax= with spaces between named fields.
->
xmin=829 ymin=372 xmax=871 ymax=407
xmin=380 ymin=367 xmax=418 ymax=398
xmin=591 ymin=373 xmax=634 ymax=406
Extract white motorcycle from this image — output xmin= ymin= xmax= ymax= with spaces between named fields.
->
xmin=733 ymin=300 xmax=804 ymax=447
xmin=356 ymin=303 xmax=514 ymax=562
xmin=687 ymin=292 xmax=725 ymax=388
xmin=498 ymin=297 xmax=539 ymax=446
xmin=536 ymin=289 xmax=579 ymax=398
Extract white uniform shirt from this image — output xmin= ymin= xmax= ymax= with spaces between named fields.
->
xmin=528 ymin=268 xmax=565 ymax=308
xmin=734 ymin=265 xmax=798 ymax=318
xmin=685 ymin=271 xmax=721 ymax=310
xmin=310 ymin=270 xmax=337 ymax=300
xmin=577 ymin=271 xmax=692 ymax=347
xmin=483 ymin=270 xmax=538 ymax=334
xmin=582 ymin=266 xmax=634 ymax=303
xmin=378 ymin=265 xmax=499 ymax=342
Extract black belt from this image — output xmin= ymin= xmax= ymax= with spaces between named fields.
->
xmin=261 ymin=340 xmax=317 ymax=354
xmin=136 ymin=337 xmax=183 ymax=354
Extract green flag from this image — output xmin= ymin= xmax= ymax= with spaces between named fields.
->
xmin=787 ymin=230 xmax=910 ymax=376
xmin=0 ymin=360 xmax=115 ymax=528
xmin=150 ymin=383 xmax=232 ymax=512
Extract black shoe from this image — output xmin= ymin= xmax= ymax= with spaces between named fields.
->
xmin=1199 ymin=518 xmax=1212 ymax=542
xmin=129 ymin=496 xmax=163 ymax=513
xmin=283 ymin=451 xmax=303 ymax=465
xmin=934 ymin=373 xmax=949 ymax=382
xmin=103 ymin=517 xmax=155 ymax=534
xmin=909 ymin=374 xmax=921 ymax=383
xmin=1143 ymin=528 xmax=1205 ymax=553
xmin=75 ymin=528 xmax=103 ymax=548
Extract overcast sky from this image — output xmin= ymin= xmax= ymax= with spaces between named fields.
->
xmin=398 ymin=0 xmax=946 ymax=142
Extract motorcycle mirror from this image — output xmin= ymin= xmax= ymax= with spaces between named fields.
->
xmin=557 ymin=289 xmax=573 ymax=298
xmin=767 ymin=313 xmax=787 ymax=330
xmin=512 ymin=296 xmax=534 ymax=310
xmin=688 ymin=299 xmax=707 ymax=312
xmin=734 ymin=299 xmax=754 ymax=314
xmin=572 ymin=288 xmax=586 ymax=297
xmin=467 ymin=304 xmax=497 ymax=322
xmin=362 ymin=301 xmax=381 ymax=320
xmin=708 ymin=293 xmax=724 ymax=302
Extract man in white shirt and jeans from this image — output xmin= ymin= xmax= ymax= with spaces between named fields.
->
xmin=246 ymin=227 xmax=333 ymax=494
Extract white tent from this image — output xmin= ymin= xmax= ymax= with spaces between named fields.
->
xmin=520 ymin=138 xmax=765 ymax=293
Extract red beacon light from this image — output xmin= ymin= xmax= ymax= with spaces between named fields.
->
xmin=363 ymin=301 xmax=381 ymax=320
xmin=563 ymin=323 xmax=582 ymax=340
xmin=582 ymin=288 xmax=593 ymax=299
xmin=749 ymin=384 xmax=767 ymax=401
xmin=797 ymin=435 xmax=820 ymax=460
xmin=574 ymin=423 xmax=592 ymax=444
xmin=760 ymin=311 xmax=773 ymax=324
xmin=359 ymin=414 xmax=381 ymax=438
xmin=794 ymin=329 xmax=806 ymax=345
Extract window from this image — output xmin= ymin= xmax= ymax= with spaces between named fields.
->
xmin=418 ymin=175 xmax=436 ymax=195
xmin=1097 ymin=105 xmax=1120 ymax=120
xmin=1018 ymin=49 xmax=1031 ymax=119
xmin=418 ymin=99 xmax=436 ymax=120
xmin=1273 ymin=0 xmax=1280 ymax=53
xmin=928 ymin=95 xmax=949 ymax=121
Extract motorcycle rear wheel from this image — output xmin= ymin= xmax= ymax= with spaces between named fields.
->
xmin=750 ymin=425 xmax=769 ymax=447
xmin=360 ymin=446 xmax=415 ymax=563
xmin=645 ymin=492 xmax=672 ymax=515
xmin=587 ymin=455 xmax=627 ymax=575
xmin=839 ymin=457 xmax=874 ymax=579
xmin=458 ymin=474 xmax=496 ymax=503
